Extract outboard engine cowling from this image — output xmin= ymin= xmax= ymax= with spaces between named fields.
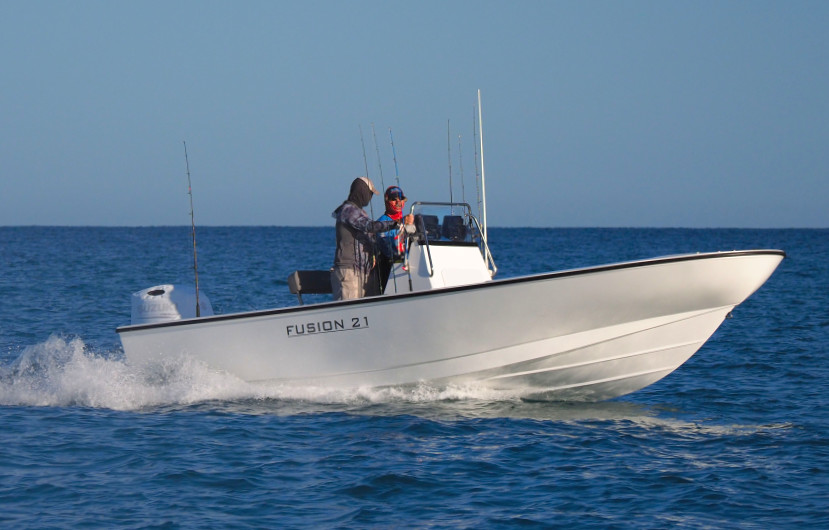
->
xmin=130 ymin=284 xmax=213 ymax=325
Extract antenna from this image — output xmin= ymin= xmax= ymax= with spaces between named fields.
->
xmin=477 ymin=89 xmax=487 ymax=242
xmin=473 ymin=103 xmax=482 ymax=221
xmin=183 ymin=141 xmax=201 ymax=317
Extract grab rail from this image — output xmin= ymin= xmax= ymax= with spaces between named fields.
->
xmin=406 ymin=201 xmax=497 ymax=278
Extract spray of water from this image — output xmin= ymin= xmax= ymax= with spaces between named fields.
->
xmin=0 ymin=336 xmax=529 ymax=412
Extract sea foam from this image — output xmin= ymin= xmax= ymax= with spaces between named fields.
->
xmin=0 ymin=335 xmax=534 ymax=412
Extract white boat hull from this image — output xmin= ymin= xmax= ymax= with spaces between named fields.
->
xmin=118 ymin=250 xmax=783 ymax=401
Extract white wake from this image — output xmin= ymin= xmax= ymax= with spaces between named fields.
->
xmin=0 ymin=335 xmax=528 ymax=412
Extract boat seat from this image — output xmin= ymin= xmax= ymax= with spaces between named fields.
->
xmin=415 ymin=214 xmax=441 ymax=242
xmin=287 ymin=269 xmax=332 ymax=305
xmin=442 ymin=215 xmax=467 ymax=241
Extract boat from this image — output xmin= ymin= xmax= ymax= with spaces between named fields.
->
xmin=117 ymin=200 xmax=784 ymax=401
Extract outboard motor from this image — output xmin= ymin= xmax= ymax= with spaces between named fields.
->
xmin=130 ymin=284 xmax=213 ymax=325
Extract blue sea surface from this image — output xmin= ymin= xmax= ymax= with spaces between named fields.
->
xmin=1 ymin=227 xmax=827 ymax=528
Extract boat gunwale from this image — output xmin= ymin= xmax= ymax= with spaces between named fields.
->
xmin=116 ymin=249 xmax=785 ymax=335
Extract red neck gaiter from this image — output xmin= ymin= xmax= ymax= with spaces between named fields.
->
xmin=385 ymin=204 xmax=403 ymax=221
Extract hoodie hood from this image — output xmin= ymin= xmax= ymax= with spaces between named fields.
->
xmin=347 ymin=177 xmax=374 ymax=208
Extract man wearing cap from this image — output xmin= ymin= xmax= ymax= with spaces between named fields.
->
xmin=331 ymin=177 xmax=414 ymax=300
xmin=374 ymin=185 xmax=416 ymax=293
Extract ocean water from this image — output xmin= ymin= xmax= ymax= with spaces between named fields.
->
xmin=1 ymin=226 xmax=827 ymax=528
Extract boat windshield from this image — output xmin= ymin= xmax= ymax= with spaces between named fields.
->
xmin=407 ymin=202 xmax=481 ymax=245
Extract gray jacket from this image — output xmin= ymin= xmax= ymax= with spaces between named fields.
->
xmin=332 ymin=201 xmax=397 ymax=274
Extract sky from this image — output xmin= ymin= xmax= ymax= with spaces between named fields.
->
xmin=1 ymin=0 xmax=827 ymax=228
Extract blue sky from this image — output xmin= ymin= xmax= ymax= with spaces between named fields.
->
xmin=2 ymin=1 xmax=827 ymax=227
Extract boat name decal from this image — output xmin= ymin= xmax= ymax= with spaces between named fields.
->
xmin=286 ymin=316 xmax=370 ymax=338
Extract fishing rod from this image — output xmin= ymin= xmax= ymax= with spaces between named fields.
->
xmin=447 ymin=119 xmax=454 ymax=211
xmin=358 ymin=125 xmax=375 ymax=218
xmin=457 ymin=133 xmax=466 ymax=205
xmin=386 ymin=128 xmax=409 ymax=293
xmin=371 ymin=123 xmax=385 ymax=192
xmin=359 ymin=125 xmax=384 ymax=293
xmin=389 ymin=127 xmax=400 ymax=187
xmin=183 ymin=141 xmax=201 ymax=317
